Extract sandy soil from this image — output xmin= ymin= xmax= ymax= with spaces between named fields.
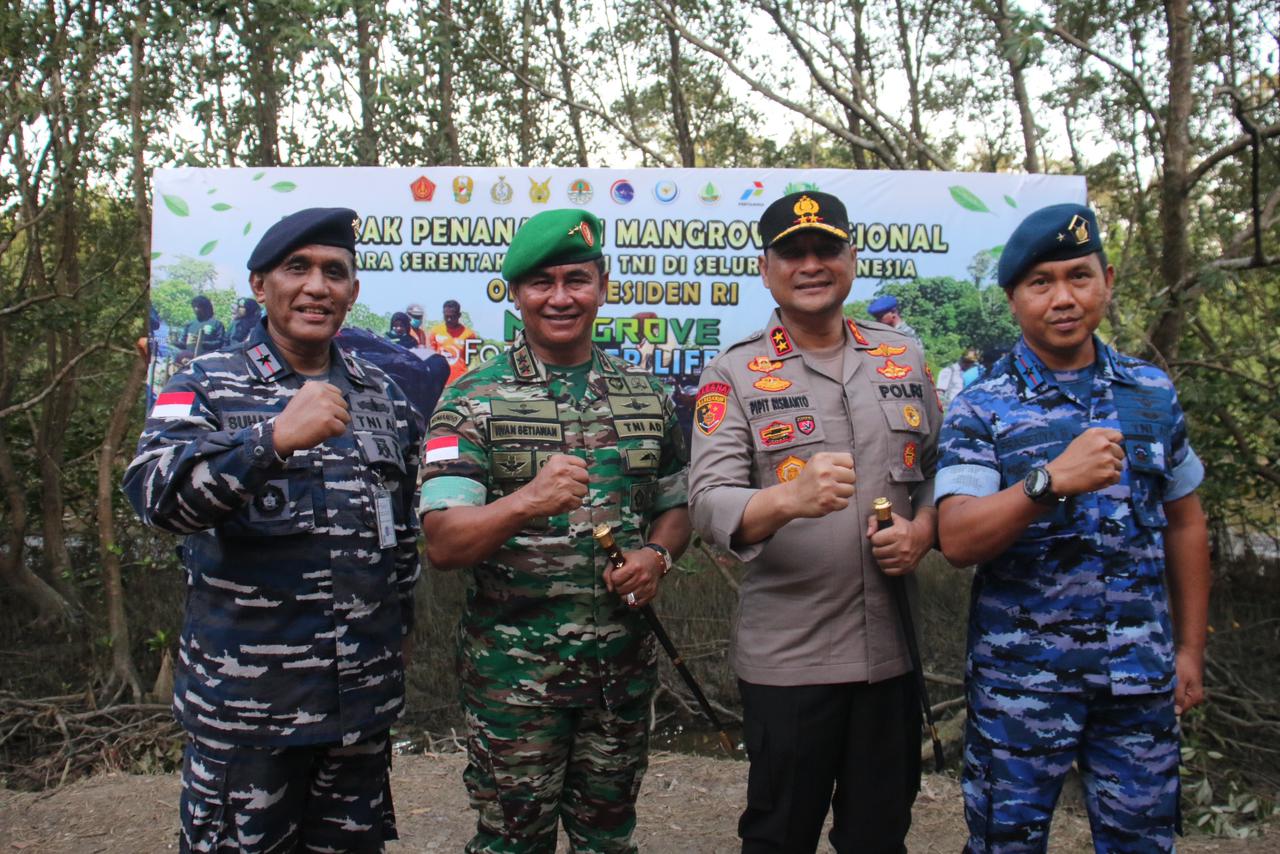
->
xmin=0 ymin=752 xmax=1271 ymax=852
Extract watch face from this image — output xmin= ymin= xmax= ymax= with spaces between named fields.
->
xmin=1024 ymin=467 xmax=1050 ymax=498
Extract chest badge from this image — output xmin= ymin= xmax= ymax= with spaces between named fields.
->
xmin=747 ymin=355 xmax=783 ymax=374
xmin=876 ymin=359 xmax=913 ymax=380
xmin=759 ymin=420 xmax=794 ymax=447
xmin=866 ymin=342 xmax=907 ymax=358
xmin=753 ymin=374 xmax=793 ymax=392
xmin=695 ymin=382 xmax=730 ymax=435
xmin=902 ymin=441 xmax=917 ymax=469
xmin=902 ymin=404 xmax=922 ymax=428
xmin=775 ymin=454 xmax=806 ymax=483
xmin=796 ymin=415 xmax=815 ymax=435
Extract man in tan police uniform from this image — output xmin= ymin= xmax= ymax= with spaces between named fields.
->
xmin=689 ymin=191 xmax=941 ymax=853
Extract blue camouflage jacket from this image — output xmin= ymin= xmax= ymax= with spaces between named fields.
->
xmin=935 ymin=337 xmax=1203 ymax=695
xmin=123 ymin=319 xmax=422 ymax=747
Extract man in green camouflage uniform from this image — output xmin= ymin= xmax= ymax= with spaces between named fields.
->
xmin=419 ymin=209 xmax=691 ymax=853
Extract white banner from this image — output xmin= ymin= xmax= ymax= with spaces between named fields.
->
xmin=151 ymin=166 xmax=1085 ymax=392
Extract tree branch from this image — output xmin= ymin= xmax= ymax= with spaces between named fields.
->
xmin=1047 ymin=23 xmax=1163 ymax=143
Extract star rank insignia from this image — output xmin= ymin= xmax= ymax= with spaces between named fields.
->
xmin=769 ymin=326 xmax=793 ymax=356
xmin=247 ymin=344 xmax=284 ymax=380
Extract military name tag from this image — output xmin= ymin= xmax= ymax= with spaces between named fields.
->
xmin=615 ymin=418 xmax=665 ymax=439
xmin=373 ymin=487 xmax=397 ymax=549
xmin=489 ymin=420 xmax=564 ymax=442
xmin=225 ymin=410 xmax=273 ymax=431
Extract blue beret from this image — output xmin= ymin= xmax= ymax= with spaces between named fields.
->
xmin=247 ymin=207 xmax=359 ymax=272
xmin=867 ymin=295 xmax=899 ymax=317
xmin=998 ymin=203 xmax=1102 ymax=289
xmin=502 ymin=209 xmax=604 ymax=282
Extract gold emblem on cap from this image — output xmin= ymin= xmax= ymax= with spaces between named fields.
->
xmin=351 ymin=217 xmax=360 ymax=238
xmin=792 ymin=194 xmax=821 ymax=224
xmin=1066 ymin=214 xmax=1090 ymax=245
xmin=568 ymin=220 xmax=594 ymax=247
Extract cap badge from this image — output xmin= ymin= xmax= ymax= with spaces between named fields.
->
xmin=351 ymin=217 xmax=361 ymax=239
xmin=1067 ymin=214 xmax=1090 ymax=245
xmin=568 ymin=220 xmax=594 ymax=247
xmin=792 ymin=194 xmax=821 ymax=224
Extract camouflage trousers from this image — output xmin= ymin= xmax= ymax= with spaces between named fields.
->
xmin=179 ymin=730 xmax=397 ymax=853
xmin=962 ymin=680 xmax=1180 ymax=853
xmin=462 ymin=692 xmax=651 ymax=854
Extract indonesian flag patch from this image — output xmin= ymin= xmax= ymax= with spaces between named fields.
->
xmin=425 ymin=435 xmax=460 ymax=463
xmin=152 ymin=391 xmax=196 ymax=419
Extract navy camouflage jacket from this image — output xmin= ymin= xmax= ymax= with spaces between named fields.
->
xmin=935 ymin=337 xmax=1203 ymax=695
xmin=123 ymin=319 xmax=421 ymax=747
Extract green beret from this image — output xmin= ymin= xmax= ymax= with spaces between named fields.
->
xmin=502 ymin=209 xmax=604 ymax=282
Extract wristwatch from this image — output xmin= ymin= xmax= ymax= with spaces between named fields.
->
xmin=1023 ymin=466 xmax=1063 ymax=506
xmin=642 ymin=542 xmax=673 ymax=576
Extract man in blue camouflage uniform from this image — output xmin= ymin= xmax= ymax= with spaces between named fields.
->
xmin=123 ymin=208 xmax=421 ymax=853
xmin=935 ymin=203 xmax=1211 ymax=852
xmin=419 ymin=209 xmax=691 ymax=853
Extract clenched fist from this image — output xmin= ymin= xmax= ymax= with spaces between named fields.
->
xmin=1046 ymin=427 xmax=1124 ymax=496
xmin=273 ymin=381 xmax=350 ymax=456
xmin=784 ymin=452 xmax=856 ymax=518
xmin=516 ymin=453 xmax=589 ymax=518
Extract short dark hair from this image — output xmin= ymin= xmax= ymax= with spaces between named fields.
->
xmin=443 ymin=300 xmax=460 ymax=311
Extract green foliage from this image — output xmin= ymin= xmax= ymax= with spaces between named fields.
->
xmin=345 ymin=303 xmax=392 ymax=335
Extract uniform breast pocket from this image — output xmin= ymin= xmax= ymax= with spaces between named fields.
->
xmin=226 ymin=455 xmax=316 ymax=537
xmin=1126 ymin=437 xmax=1169 ymax=528
xmin=878 ymin=401 xmax=927 ymax=483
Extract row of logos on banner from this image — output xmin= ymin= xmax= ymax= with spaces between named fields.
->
xmin=407 ymin=173 xmax=784 ymax=209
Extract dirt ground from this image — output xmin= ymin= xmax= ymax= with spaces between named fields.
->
xmin=1 ymin=752 xmax=1273 ymax=853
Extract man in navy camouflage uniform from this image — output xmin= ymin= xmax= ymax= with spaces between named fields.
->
xmin=124 ymin=208 xmax=421 ymax=853
xmin=935 ymin=203 xmax=1210 ymax=852
xmin=419 ymin=209 xmax=690 ymax=853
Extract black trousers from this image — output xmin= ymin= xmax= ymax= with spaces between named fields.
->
xmin=738 ymin=675 xmax=921 ymax=854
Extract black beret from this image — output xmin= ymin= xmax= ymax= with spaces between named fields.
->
xmin=998 ymin=203 xmax=1102 ymax=289
xmin=759 ymin=191 xmax=850 ymax=249
xmin=247 ymin=207 xmax=360 ymax=272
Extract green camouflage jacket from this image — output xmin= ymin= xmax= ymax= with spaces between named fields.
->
xmin=419 ymin=331 xmax=688 ymax=709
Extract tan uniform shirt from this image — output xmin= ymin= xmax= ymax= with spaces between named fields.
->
xmin=689 ymin=309 xmax=941 ymax=686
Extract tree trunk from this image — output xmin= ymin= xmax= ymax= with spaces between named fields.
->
xmin=437 ymin=0 xmax=460 ymax=165
xmin=0 ymin=426 xmax=74 ymax=624
xmin=354 ymin=0 xmax=379 ymax=166
xmin=893 ymin=0 xmax=928 ymax=170
xmin=1147 ymin=0 xmax=1193 ymax=364
xmin=551 ymin=0 xmax=588 ymax=167
xmin=98 ymin=355 xmax=147 ymax=702
xmin=666 ymin=25 xmax=696 ymax=167
xmin=992 ymin=0 xmax=1040 ymax=172
xmin=36 ymin=344 xmax=81 ymax=610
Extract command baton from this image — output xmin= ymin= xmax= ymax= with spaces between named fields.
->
xmin=593 ymin=523 xmax=736 ymax=756
xmin=875 ymin=497 xmax=945 ymax=772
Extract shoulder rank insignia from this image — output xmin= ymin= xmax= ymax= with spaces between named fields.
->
xmin=866 ymin=342 xmax=908 ymax=358
xmin=753 ymin=374 xmax=793 ymax=392
xmin=876 ymin=359 xmax=912 ymax=380
xmin=747 ymin=356 xmax=783 ymax=374
xmin=775 ymin=454 xmax=806 ymax=483
xmin=846 ymin=319 xmax=869 ymax=346
xmin=247 ymin=344 xmax=285 ymax=380
xmin=695 ymin=382 xmax=730 ymax=435
xmin=769 ymin=326 xmax=793 ymax=356
xmin=512 ymin=344 xmax=538 ymax=380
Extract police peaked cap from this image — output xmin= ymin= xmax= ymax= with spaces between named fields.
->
xmin=247 ymin=207 xmax=360 ymax=272
xmin=758 ymin=191 xmax=851 ymax=249
xmin=998 ymin=203 xmax=1103 ymax=289
xmin=502 ymin=209 xmax=604 ymax=282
